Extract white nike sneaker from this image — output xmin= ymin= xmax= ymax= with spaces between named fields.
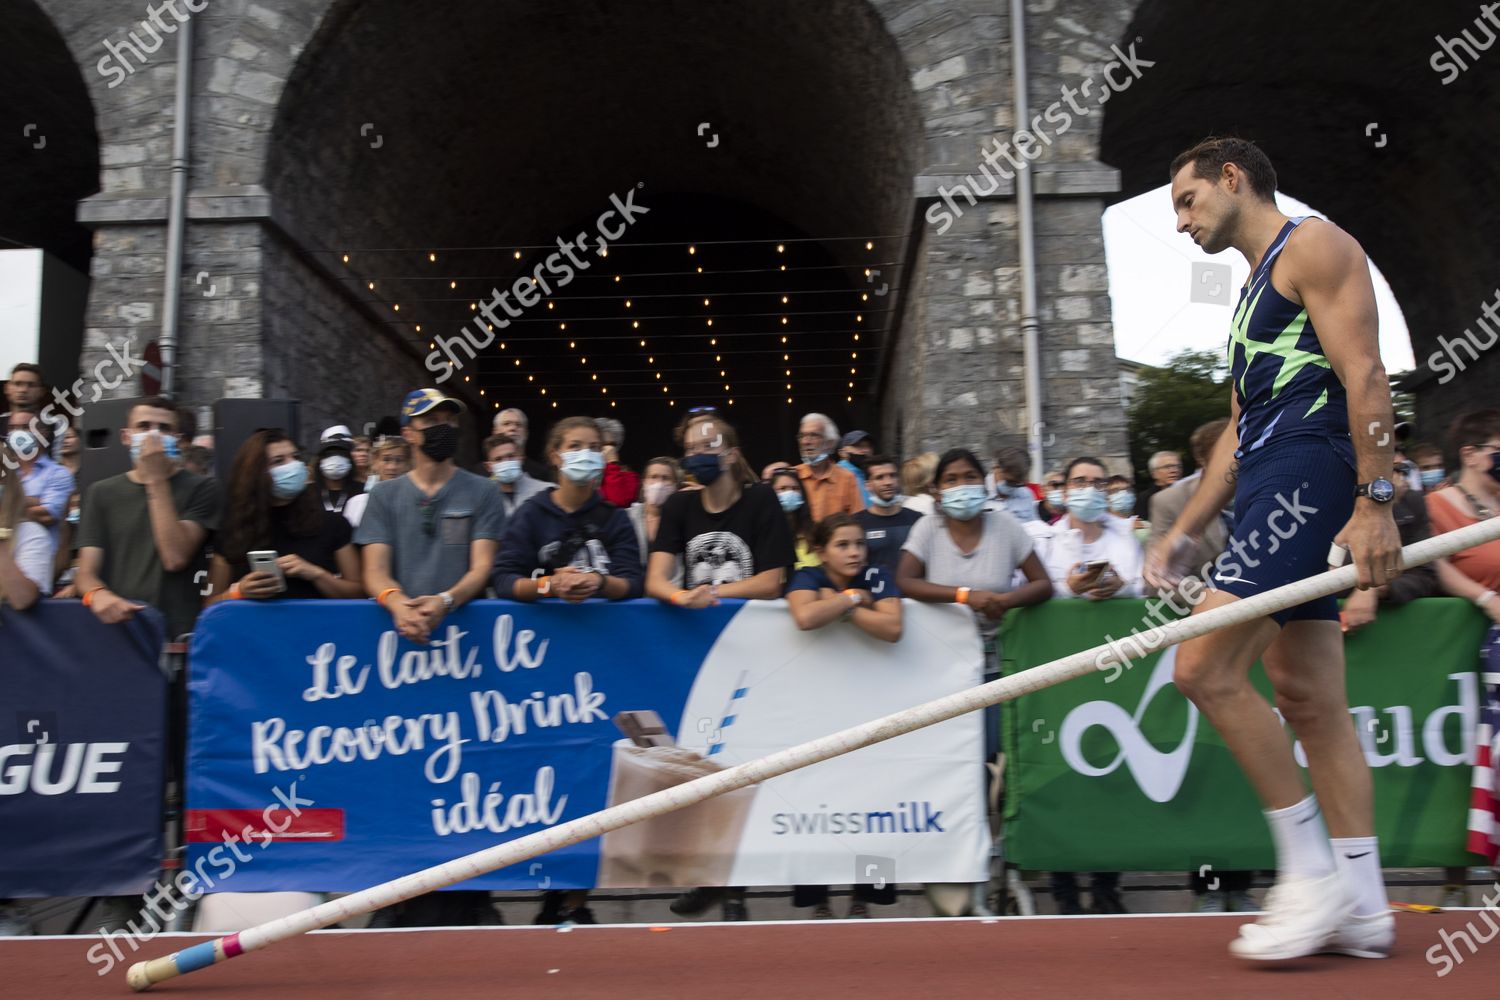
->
xmin=1229 ymin=872 xmax=1354 ymax=961
xmin=1325 ymin=908 xmax=1395 ymax=958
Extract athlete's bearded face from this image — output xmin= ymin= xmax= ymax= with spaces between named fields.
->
xmin=1171 ymin=164 xmax=1238 ymax=256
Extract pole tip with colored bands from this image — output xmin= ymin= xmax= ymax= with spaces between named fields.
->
xmin=127 ymin=934 xmax=241 ymax=991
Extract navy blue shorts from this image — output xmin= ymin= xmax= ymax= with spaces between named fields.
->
xmin=1208 ymin=437 xmax=1355 ymax=625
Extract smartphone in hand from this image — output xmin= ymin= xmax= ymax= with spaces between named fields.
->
xmin=246 ymin=550 xmax=287 ymax=592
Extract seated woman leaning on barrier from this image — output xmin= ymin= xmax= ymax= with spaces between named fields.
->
xmin=0 ymin=440 xmax=55 ymax=611
xmin=490 ymin=415 xmax=642 ymax=604
xmin=1425 ymin=407 xmax=1500 ymax=904
xmin=646 ymin=407 xmax=796 ymax=608
xmin=206 ymin=429 xmax=364 ymax=604
xmin=895 ymin=447 xmax=1053 ymax=759
xmin=647 ymin=407 xmax=796 ymax=923
xmin=488 ymin=415 xmax=641 ymax=926
xmin=785 ymin=512 xmax=902 ymax=642
xmin=784 ymin=512 xmax=903 ymax=919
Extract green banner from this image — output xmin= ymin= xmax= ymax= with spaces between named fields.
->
xmin=1001 ymin=598 xmax=1491 ymax=871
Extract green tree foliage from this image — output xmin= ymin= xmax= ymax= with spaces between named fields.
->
xmin=1128 ymin=350 xmax=1231 ymax=482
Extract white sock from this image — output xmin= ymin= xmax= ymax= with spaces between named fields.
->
xmin=1331 ymin=836 xmax=1388 ymax=916
xmin=1264 ymin=795 xmax=1336 ymax=879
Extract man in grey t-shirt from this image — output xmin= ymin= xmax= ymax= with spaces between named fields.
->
xmin=357 ymin=389 xmax=503 ymax=643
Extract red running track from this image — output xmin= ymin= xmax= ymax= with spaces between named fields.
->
xmin=7 ymin=913 xmax=1498 ymax=999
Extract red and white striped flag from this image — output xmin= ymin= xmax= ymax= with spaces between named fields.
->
xmin=1465 ymin=627 xmax=1500 ymax=864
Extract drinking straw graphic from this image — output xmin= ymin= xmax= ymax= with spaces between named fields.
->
xmin=706 ymin=670 xmax=750 ymax=757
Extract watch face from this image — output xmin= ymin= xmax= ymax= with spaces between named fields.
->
xmin=1368 ymin=478 xmax=1395 ymax=503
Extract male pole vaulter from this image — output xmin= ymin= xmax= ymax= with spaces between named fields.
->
xmin=1146 ymin=137 xmax=1403 ymax=961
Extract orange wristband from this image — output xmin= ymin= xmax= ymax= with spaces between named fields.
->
xmin=670 ymin=589 xmax=690 ymax=606
xmin=536 ymin=576 xmax=552 ymax=596
xmin=955 ymin=586 xmax=971 ymax=605
xmin=842 ymin=589 xmax=863 ymax=607
xmin=82 ymin=586 xmax=106 ymax=608
xmin=227 ymin=583 xmax=243 ymax=600
xmin=376 ymin=587 xmax=402 ymax=607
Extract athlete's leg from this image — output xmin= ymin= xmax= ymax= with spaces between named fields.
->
xmin=1174 ymin=591 xmax=1360 ymax=960
xmin=1171 ymin=590 xmax=1295 ymax=806
xmin=1261 ymin=620 xmax=1370 ymax=838
xmin=1263 ymin=620 xmax=1392 ymax=953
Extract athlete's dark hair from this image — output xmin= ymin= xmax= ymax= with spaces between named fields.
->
xmin=1169 ymin=137 xmax=1278 ymax=202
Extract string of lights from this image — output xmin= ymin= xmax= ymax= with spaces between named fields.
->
xmin=339 ymin=233 xmax=893 ymax=415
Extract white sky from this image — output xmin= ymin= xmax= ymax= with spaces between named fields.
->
xmin=0 ymin=250 xmax=42 ymax=374
xmin=1103 ymin=186 xmax=1414 ymax=373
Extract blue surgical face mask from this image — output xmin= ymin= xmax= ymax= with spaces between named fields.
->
xmin=560 ymin=448 xmax=605 ymax=483
xmin=269 ymin=461 xmax=309 ymax=500
xmin=681 ymin=452 xmax=724 ymax=487
xmin=1046 ymin=488 xmax=1065 ymax=508
xmin=939 ymin=484 xmax=987 ymax=521
xmin=130 ymin=431 xmax=180 ymax=465
xmin=1108 ymin=490 xmax=1136 ymax=514
xmin=870 ymin=491 xmax=906 ymax=508
xmin=1419 ymin=468 xmax=1445 ymax=489
xmin=66 ymin=507 xmax=81 ymax=525
xmin=1067 ymin=487 xmax=1108 ymax=522
xmin=777 ymin=490 xmax=805 ymax=512
xmin=805 ymin=450 xmax=829 ymax=465
xmin=993 ymin=481 xmax=1017 ymax=498
xmin=491 ymin=459 xmax=523 ymax=484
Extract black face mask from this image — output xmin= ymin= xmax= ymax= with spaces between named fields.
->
xmin=1489 ymin=452 xmax=1500 ymax=485
xmin=419 ymin=423 xmax=459 ymax=463
xmin=846 ymin=453 xmax=870 ymax=473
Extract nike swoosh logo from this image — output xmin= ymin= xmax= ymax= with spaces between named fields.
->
xmin=1345 ymin=852 xmax=1371 ymax=859
xmin=1213 ymin=574 xmax=1254 ymax=587
xmin=1297 ymin=813 xmax=1319 ymax=825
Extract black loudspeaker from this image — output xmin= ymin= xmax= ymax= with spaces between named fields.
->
xmin=213 ymin=399 xmax=302 ymax=482
xmin=77 ymin=396 xmax=144 ymax=494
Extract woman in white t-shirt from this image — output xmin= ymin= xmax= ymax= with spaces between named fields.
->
xmin=1034 ymin=457 xmax=1145 ymax=599
xmin=897 ymin=448 xmax=1052 ymax=655
xmin=896 ymin=447 xmax=1052 ymax=747
xmin=0 ymin=443 xmax=55 ymax=609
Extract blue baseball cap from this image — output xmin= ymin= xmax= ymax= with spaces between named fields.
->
xmin=401 ymin=388 xmax=466 ymax=425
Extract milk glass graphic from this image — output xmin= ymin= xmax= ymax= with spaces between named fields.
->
xmin=595 ymin=740 xmax=757 ymax=887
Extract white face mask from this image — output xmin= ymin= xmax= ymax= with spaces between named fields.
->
xmin=490 ymin=459 xmax=523 ymax=484
xmin=319 ymin=455 xmax=352 ymax=480
xmin=643 ymin=481 xmax=676 ymax=507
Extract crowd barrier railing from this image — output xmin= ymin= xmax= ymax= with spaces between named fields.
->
xmin=1000 ymin=597 xmax=1493 ymax=870
xmin=5 ymin=595 xmax=1489 ymax=898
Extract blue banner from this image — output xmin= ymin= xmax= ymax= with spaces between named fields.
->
xmin=0 ymin=602 xmax=167 ymax=897
xmin=186 ymin=599 xmax=989 ymax=892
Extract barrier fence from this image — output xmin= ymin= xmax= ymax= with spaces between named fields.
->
xmin=1001 ymin=598 xmax=1493 ymax=870
xmin=0 ymin=603 xmax=168 ymax=897
xmin=184 ymin=598 xmax=990 ymax=891
xmin=1 ymin=597 xmax=1490 ymax=898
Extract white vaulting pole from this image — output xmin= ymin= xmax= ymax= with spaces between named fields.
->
xmin=127 ymin=516 xmax=1500 ymax=990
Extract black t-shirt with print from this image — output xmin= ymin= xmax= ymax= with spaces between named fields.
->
xmin=651 ymin=484 xmax=796 ymax=587
xmin=228 ymin=502 xmax=352 ymax=600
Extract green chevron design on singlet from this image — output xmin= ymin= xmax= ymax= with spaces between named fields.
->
xmin=1229 ymin=283 xmax=1332 ymax=418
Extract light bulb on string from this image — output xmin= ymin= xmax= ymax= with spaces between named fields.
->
xmin=342 ymin=254 xmax=350 ymax=264
xmin=367 ymin=281 xmax=375 ymax=290
xmin=428 ymin=252 xmax=437 ymax=263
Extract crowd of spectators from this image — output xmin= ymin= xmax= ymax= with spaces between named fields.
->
xmin=2 ymin=357 xmax=1497 ymax=931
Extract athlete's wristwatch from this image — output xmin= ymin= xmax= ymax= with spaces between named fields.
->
xmin=1353 ymin=478 xmax=1395 ymax=504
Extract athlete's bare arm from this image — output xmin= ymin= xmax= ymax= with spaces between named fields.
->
xmin=1282 ymin=220 xmax=1401 ymax=590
